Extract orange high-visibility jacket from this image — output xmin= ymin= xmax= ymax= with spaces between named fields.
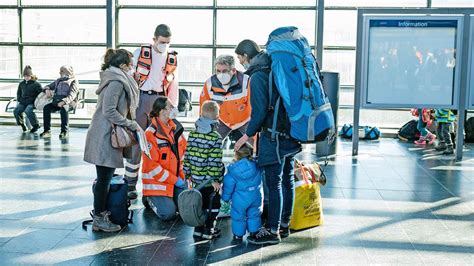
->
xmin=141 ymin=118 xmax=186 ymax=197
xmin=200 ymin=71 xmax=250 ymax=130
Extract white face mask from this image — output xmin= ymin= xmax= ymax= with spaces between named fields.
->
xmin=216 ymin=73 xmax=232 ymax=85
xmin=156 ymin=43 xmax=170 ymax=53
xmin=169 ymin=107 xmax=179 ymax=119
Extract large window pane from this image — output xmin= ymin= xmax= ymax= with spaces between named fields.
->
xmin=338 ymin=108 xmax=414 ymax=129
xmin=22 ymin=0 xmax=105 ymax=4
xmin=326 ymin=0 xmax=426 ymax=7
xmin=0 ymin=47 xmax=19 ymax=79
xmin=323 ymin=50 xmax=355 ymax=86
xmin=22 ymin=10 xmax=105 ymax=43
xmin=217 ymin=10 xmax=315 ymax=45
xmin=119 ymin=10 xmax=212 ymax=45
xmin=0 ymin=83 xmax=19 ymax=98
xmin=324 ymin=10 xmax=356 ymax=47
xmin=0 ymin=0 xmax=16 ymax=4
xmin=23 ymin=46 xmax=105 ymax=80
xmin=217 ymin=0 xmax=315 ymax=6
xmin=0 ymin=10 xmax=18 ymax=42
xmin=119 ymin=0 xmax=212 ymax=5
xmin=432 ymin=0 xmax=474 ymax=7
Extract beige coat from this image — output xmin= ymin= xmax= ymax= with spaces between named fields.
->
xmin=83 ymin=67 xmax=139 ymax=168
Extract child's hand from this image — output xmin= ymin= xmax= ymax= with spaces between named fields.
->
xmin=211 ymin=181 xmax=221 ymax=192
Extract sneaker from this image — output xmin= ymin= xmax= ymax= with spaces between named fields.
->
xmin=142 ymin=196 xmax=150 ymax=209
xmin=443 ymin=146 xmax=454 ymax=155
xmin=128 ymin=185 xmax=138 ymax=200
xmin=435 ymin=142 xmax=447 ymax=151
xmin=280 ymin=226 xmax=290 ymax=239
xmin=20 ymin=124 xmax=27 ymax=132
xmin=92 ymin=211 xmax=121 ymax=233
xmin=30 ymin=125 xmax=41 ymax=134
xmin=233 ymin=235 xmax=244 ymax=241
xmin=40 ymin=131 xmax=51 ymax=138
xmin=193 ymin=226 xmax=205 ymax=238
xmin=216 ymin=200 xmax=231 ymax=219
xmin=414 ymin=137 xmax=426 ymax=145
xmin=59 ymin=131 xmax=69 ymax=139
xmin=247 ymin=228 xmax=281 ymax=245
xmin=201 ymin=227 xmax=221 ymax=240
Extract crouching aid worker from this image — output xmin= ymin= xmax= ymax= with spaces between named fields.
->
xmin=141 ymin=96 xmax=187 ymax=221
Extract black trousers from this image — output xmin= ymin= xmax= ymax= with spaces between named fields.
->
xmin=43 ymin=103 xmax=69 ymax=132
xmin=93 ymin=165 xmax=116 ymax=214
xmin=199 ymin=186 xmax=221 ymax=229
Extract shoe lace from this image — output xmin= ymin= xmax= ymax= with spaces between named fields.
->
xmin=255 ymin=228 xmax=272 ymax=238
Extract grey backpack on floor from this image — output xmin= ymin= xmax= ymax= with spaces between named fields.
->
xmin=178 ymin=179 xmax=215 ymax=227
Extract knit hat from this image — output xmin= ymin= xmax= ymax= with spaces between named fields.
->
xmin=23 ymin=65 xmax=33 ymax=77
xmin=60 ymin=65 xmax=74 ymax=77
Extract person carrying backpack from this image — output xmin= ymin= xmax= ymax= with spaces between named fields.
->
xmin=234 ymin=39 xmax=302 ymax=245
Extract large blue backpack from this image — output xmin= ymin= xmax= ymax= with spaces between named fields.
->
xmin=266 ymin=26 xmax=335 ymax=143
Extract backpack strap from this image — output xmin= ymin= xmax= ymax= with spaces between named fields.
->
xmin=82 ymin=210 xmax=94 ymax=230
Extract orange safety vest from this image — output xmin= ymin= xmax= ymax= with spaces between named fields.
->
xmin=134 ymin=44 xmax=178 ymax=95
xmin=141 ymin=118 xmax=186 ymax=197
xmin=200 ymin=71 xmax=251 ymax=130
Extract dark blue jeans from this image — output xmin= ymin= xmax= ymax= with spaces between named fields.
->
xmin=43 ymin=103 xmax=69 ymax=132
xmin=14 ymin=103 xmax=39 ymax=127
xmin=263 ymin=155 xmax=296 ymax=234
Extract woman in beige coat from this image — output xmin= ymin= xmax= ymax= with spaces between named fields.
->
xmin=84 ymin=49 xmax=139 ymax=232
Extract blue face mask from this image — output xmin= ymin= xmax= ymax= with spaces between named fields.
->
xmin=243 ymin=63 xmax=250 ymax=70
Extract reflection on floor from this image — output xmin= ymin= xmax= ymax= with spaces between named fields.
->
xmin=0 ymin=126 xmax=473 ymax=265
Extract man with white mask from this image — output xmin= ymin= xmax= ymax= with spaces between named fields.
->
xmin=200 ymin=55 xmax=251 ymax=143
xmin=126 ymin=24 xmax=180 ymax=200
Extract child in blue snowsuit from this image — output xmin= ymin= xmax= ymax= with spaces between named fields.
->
xmin=221 ymin=144 xmax=263 ymax=240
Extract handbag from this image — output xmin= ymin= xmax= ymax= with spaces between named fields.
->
xmin=110 ymin=87 xmax=137 ymax=149
xmin=34 ymin=91 xmax=53 ymax=111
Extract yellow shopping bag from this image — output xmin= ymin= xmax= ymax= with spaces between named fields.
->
xmin=289 ymin=161 xmax=323 ymax=230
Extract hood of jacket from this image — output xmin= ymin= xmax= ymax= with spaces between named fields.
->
xmin=245 ymin=51 xmax=271 ymax=76
xmin=228 ymin=158 xmax=258 ymax=180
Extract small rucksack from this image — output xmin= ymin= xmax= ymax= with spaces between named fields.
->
xmin=266 ymin=26 xmax=335 ymax=143
xmin=465 ymin=117 xmax=474 ymax=143
xmin=82 ymin=175 xmax=133 ymax=229
xmin=398 ymin=120 xmax=420 ymax=141
xmin=178 ymin=179 xmax=216 ymax=227
xmin=339 ymin=124 xmax=381 ymax=140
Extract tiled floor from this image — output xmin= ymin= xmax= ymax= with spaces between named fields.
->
xmin=0 ymin=126 xmax=473 ymax=265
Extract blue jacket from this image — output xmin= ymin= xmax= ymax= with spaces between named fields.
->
xmin=222 ymin=158 xmax=262 ymax=205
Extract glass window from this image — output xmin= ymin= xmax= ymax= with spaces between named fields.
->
xmin=118 ymin=10 xmax=213 ymax=45
xmin=0 ymin=47 xmax=19 ymax=79
xmin=0 ymin=1 xmax=17 ymax=4
xmin=432 ymin=0 xmax=473 ymax=7
xmin=217 ymin=0 xmax=315 ymax=6
xmin=323 ymin=50 xmax=355 ymax=86
xmin=23 ymin=46 xmax=105 ymax=80
xmin=21 ymin=0 xmax=105 ymax=4
xmin=338 ymin=109 xmax=414 ymax=129
xmin=119 ymin=0 xmax=212 ymax=5
xmin=22 ymin=10 xmax=106 ymax=43
xmin=217 ymin=10 xmax=316 ymax=45
xmin=0 ymin=83 xmax=19 ymax=98
xmin=0 ymin=9 xmax=18 ymax=42
xmin=324 ymin=10 xmax=357 ymax=47
xmin=326 ymin=0 xmax=426 ymax=7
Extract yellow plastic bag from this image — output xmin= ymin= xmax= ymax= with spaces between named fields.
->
xmin=290 ymin=162 xmax=323 ymax=230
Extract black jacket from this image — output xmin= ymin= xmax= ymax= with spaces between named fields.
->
xmin=245 ymin=52 xmax=290 ymax=137
xmin=17 ymin=79 xmax=42 ymax=106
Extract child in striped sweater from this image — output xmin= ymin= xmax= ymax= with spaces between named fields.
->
xmin=183 ymin=100 xmax=224 ymax=240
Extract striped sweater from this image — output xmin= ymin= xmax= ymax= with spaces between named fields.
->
xmin=183 ymin=125 xmax=224 ymax=186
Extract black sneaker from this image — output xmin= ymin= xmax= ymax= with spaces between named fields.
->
xmin=128 ymin=186 xmax=138 ymax=200
xmin=233 ymin=235 xmax=244 ymax=241
xmin=20 ymin=124 xmax=28 ymax=132
xmin=435 ymin=143 xmax=447 ymax=151
xmin=40 ymin=131 xmax=51 ymax=138
xmin=443 ymin=147 xmax=454 ymax=155
xmin=193 ymin=226 xmax=205 ymax=238
xmin=201 ymin=227 xmax=221 ymax=240
xmin=280 ymin=226 xmax=290 ymax=238
xmin=30 ymin=125 xmax=41 ymax=134
xmin=59 ymin=131 xmax=69 ymax=139
xmin=247 ymin=228 xmax=281 ymax=245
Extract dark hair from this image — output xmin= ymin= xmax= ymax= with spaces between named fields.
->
xmin=154 ymin=24 xmax=172 ymax=38
xmin=235 ymin=39 xmax=261 ymax=60
xmin=101 ymin=48 xmax=133 ymax=71
xmin=149 ymin=96 xmax=169 ymax=118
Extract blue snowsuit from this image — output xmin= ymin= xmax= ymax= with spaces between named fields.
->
xmin=221 ymin=158 xmax=263 ymax=237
